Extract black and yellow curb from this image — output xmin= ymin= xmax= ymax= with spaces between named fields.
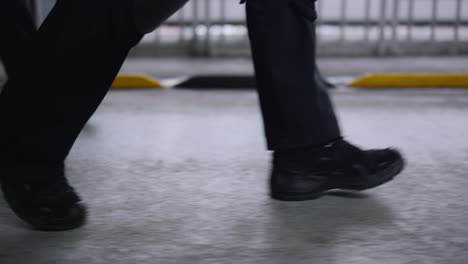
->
xmin=111 ymin=74 xmax=164 ymax=89
xmin=175 ymin=75 xmax=256 ymax=89
xmin=110 ymin=73 xmax=468 ymax=89
xmin=349 ymin=74 xmax=468 ymax=88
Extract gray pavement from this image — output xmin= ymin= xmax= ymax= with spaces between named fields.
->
xmin=118 ymin=56 xmax=468 ymax=78
xmin=1 ymin=87 xmax=468 ymax=264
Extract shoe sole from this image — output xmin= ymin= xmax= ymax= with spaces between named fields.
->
xmin=271 ymin=157 xmax=405 ymax=202
xmin=13 ymin=202 xmax=87 ymax=232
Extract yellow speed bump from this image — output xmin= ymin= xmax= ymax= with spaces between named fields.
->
xmin=348 ymin=73 xmax=468 ymax=88
xmin=111 ymin=74 xmax=164 ymax=89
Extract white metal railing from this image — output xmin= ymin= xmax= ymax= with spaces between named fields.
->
xmin=34 ymin=0 xmax=468 ymax=56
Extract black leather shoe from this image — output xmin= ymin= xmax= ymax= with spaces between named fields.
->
xmin=1 ymin=163 xmax=87 ymax=231
xmin=271 ymin=139 xmax=405 ymax=201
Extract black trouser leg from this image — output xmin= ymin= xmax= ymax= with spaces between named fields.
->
xmin=0 ymin=0 xmax=142 ymax=165
xmin=0 ymin=0 xmax=36 ymax=77
xmin=246 ymin=0 xmax=341 ymax=150
xmin=0 ymin=0 xmax=189 ymax=165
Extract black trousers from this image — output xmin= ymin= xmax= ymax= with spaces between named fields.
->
xmin=0 ymin=0 xmax=340 ymax=166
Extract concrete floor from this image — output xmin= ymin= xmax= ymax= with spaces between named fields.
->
xmin=1 ymin=87 xmax=468 ymax=264
xmin=118 ymin=56 xmax=468 ymax=78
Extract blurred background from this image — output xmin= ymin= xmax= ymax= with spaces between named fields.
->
xmin=2 ymin=0 xmax=465 ymax=83
xmin=31 ymin=0 xmax=468 ymax=56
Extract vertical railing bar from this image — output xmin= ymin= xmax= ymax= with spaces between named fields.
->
xmin=454 ymin=0 xmax=462 ymax=55
xmin=407 ymin=0 xmax=414 ymax=42
xmin=178 ymin=8 xmax=186 ymax=44
xmin=204 ymin=0 xmax=212 ymax=56
xmin=392 ymin=0 xmax=400 ymax=43
xmin=430 ymin=0 xmax=438 ymax=42
xmin=377 ymin=0 xmax=387 ymax=55
xmin=157 ymin=25 xmax=164 ymax=50
xmin=220 ymin=0 xmax=227 ymax=53
xmin=364 ymin=0 xmax=372 ymax=43
xmin=192 ymin=0 xmax=200 ymax=55
xmin=339 ymin=0 xmax=347 ymax=42
xmin=154 ymin=28 xmax=161 ymax=53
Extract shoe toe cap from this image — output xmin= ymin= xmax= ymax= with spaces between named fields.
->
xmin=31 ymin=202 xmax=87 ymax=231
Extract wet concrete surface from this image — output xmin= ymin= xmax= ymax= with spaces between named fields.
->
xmin=1 ymin=87 xmax=468 ymax=264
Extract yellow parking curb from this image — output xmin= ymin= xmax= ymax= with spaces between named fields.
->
xmin=348 ymin=74 xmax=468 ymax=88
xmin=111 ymin=74 xmax=164 ymax=89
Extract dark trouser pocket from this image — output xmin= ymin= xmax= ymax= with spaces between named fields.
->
xmin=289 ymin=0 xmax=317 ymax=22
